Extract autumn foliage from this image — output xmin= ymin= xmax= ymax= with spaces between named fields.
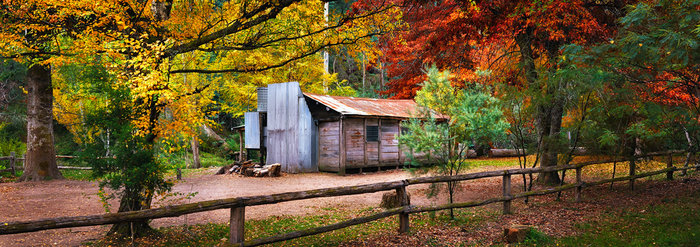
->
xmin=379 ymin=0 xmax=629 ymax=98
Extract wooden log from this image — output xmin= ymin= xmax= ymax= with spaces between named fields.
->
xmin=56 ymin=155 xmax=77 ymax=159
xmin=584 ymin=167 xmax=673 ymax=188
xmin=0 ymin=180 xmax=406 ymax=235
xmin=504 ymin=224 xmax=531 ymax=243
xmin=489 ymin=149 xmax=526 ymax=157
xmin=405 ymin=158 xmax=641 ymax=186
xmin=571 ymin=147 xmax=587 ymax=155
xmin=411 ymin=167 xmax=678 ymax=216
xmin=57 ymin=166 xmax=92 ymax=170
xmin=502 ymin=173 xmax=512 ymax=214
xmin=512 ymin=183 xmax=579 ymax=200
xmin=640 ymin=150 xmax=685 ymax=157
xmin=575 ymin=167 xmax=582 ymax=202
xmin=1 ymin=152 xmax=688 ymax=237
xmin=629 ymin=158 xmax=636 ymax=191
xmin=405 ymin=162 xmax=586 ymax=185
xmin=396 ymin=185 xmax=409 ymax=233
xmin=677 ymin=163 xmax=700 ymax=172
xmin=239 ymin=132 xmax=245 ymax=162
xmin=243 ymin=207 xmax=404 ymax=247
xmin=666 ymin=153 xmax=674 ymax=180
xmin=677 ymin=164 xmax=700 ymax=171
xmin=408 ymin=196 xmax=507 ymax=214
xmin=230 ymin=206 xmax=245 ymax=245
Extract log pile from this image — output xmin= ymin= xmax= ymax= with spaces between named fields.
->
xmin=216 ymin=160 xmax=281 ymax=177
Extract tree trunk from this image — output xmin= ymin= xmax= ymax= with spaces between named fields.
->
xmin=536 ymin=102 xmax=563 ymax=185
xmin=20 ymin=63 xmax=62 ymax=181
xmin=200 ymin=124 xmax=233 ymax=153
xmin=448 ymin=181 xmax=455 ymax=219
xmin=108 ymin=187 xmax=156 ymax=237
xmin=191 ymin=137 xmax=201 ymax=169
xmin=515 ymin=30 xmax=562 ymax=185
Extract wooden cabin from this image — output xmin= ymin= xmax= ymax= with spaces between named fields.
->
xmin=304 ymin=93 xmax=434 ymax=173
xmin=245 ymin=82 xmax=439 ymax=174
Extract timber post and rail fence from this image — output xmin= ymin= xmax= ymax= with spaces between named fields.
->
xmin=0 ymin=154 xmax=91 ymax=175
xmin=1 ymin=150 xmax=698 ymax=246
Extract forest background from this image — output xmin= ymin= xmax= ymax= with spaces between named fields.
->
xmin=0 ymin=0 xmax=698 ymax=238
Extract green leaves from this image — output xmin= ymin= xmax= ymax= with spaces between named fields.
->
xmin=400 ymin=66 xmax=509 ymax=165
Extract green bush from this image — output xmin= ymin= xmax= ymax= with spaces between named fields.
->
xmin=0 ymin=137 xmax=25 ymax=157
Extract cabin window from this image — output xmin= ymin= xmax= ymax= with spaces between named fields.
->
xmin=366 ymin=126 xmax=379 ymax=142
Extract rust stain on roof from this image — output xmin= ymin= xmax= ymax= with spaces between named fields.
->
xmin=304 ymin=93 xmax=433 ymax=119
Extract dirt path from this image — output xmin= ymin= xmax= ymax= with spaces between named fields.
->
xmin=0 ymin=164 xmax=530 ymax=247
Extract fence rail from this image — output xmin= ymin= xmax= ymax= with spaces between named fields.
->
xmin=1 ymin=150 xmax=697 ymax=247
xmin=0 ymin=153 xmax=91 ymax=174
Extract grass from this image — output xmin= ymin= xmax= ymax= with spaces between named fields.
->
xmin=519 ymin=190 xmax=700 ymax=247
xmin=557 ymin=197 xmax=700 ymax=246
xmin=468 ymin=157 xmax=522 ymax=168
xmin=61 ymin=169 xmax=94 ymax=181
xmin=0 ymin=169 xmax=94 ymax=181
xmin=86 ymin=206 xmax=490 ymax=247
xmin=199 ymin=152 xmax=231 ymax=168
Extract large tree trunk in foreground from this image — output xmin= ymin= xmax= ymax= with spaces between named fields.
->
xmin=19 ymin=63 xmax=62 ymax=181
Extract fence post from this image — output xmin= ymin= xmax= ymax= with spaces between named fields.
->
xmin=177 ymin=168 xmax=182 ymax=180
xmin=681 ymin=152 xmax=689 ymax=176
xmin=629 ymin=158 xmax=636 ymax=191
xmin=230 ymin=206 xmax=245 ymax=245
xmin=396 ymin=185 xmax=410 ymax=233
xmin=502 ymin=173 xmax=511 ymax=214
xmin=575 ymin=167 xmax=582 ymax=202
xmin=666 ymin=153 xmax=674 ymax=180
xmin=9 ymin=151 xmax=16 ymax=176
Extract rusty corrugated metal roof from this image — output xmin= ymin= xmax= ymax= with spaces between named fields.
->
xmin=304 ymin=93 xmax=434 ymax=119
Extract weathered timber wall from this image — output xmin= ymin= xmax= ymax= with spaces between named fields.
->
xmin=380 ymin=119 xmax=400 ymax=165
xmin=338 ymin=117 xmax=427 ymax=170
xmin=318 ymin=121 xmax=340 ymax=172
xmin=344 ymin=118 xmax=365 ymax=168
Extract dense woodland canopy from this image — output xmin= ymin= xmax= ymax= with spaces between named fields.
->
xmin=0 ymin=0 xmax=698 ymax=239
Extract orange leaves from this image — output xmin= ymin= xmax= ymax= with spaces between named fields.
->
xmin=379 ymin=0 xmax=624 ymax=98
xmin=635 ymin=75 xmax=700 ymax=108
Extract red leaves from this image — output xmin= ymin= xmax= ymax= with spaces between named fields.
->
xmin=379 ymin=0 xmax=627 ymax=98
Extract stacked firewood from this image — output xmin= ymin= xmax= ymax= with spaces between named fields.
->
xmin=216 ymin=160 xmax=281 ymax=177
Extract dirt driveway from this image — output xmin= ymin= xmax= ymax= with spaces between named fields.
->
xmin=1 ymin=167 xmax=515 ymax=247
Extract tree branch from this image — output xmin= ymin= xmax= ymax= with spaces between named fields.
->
xmin=169 ymin=32 xmax=384 ymax=74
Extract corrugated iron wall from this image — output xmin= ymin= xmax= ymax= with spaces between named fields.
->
xmin=266 ymin=82 xmax=318 ymax=173
xmin=244 ymin=112 xmax=261 ymax=149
